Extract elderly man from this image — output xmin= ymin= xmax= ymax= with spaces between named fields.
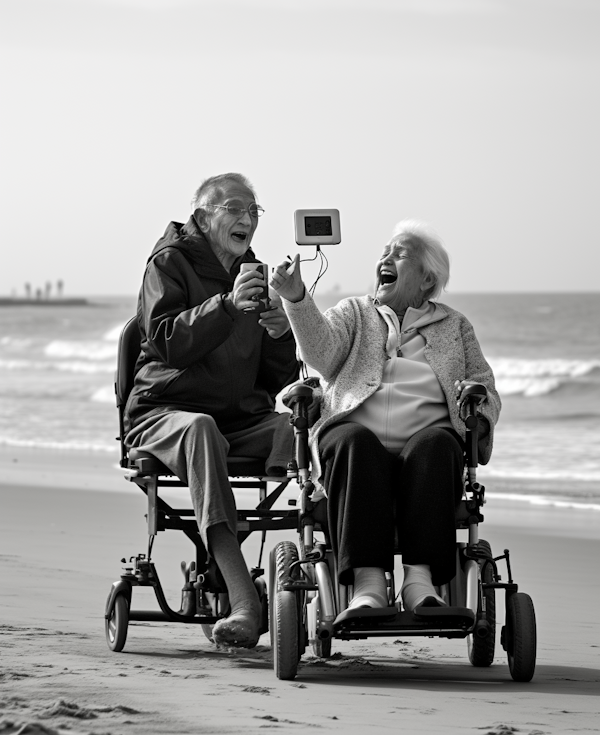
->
xmin=125 ymin=173 xmax=299 ymax=648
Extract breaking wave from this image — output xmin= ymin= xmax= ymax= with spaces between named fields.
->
xmin=490 ymin=357 xmax=600 ymax=397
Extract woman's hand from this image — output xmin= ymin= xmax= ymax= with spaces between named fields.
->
xmin=270 ymin=254 xmax=305 ymax=303
xmin=258 ymin=291 xmax=291 ymax=339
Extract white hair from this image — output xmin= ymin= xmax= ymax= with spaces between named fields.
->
xmin=390 ymin=219 xmax=450 ymax=300
xmin=190 ymin=172 xmax=257 ymax=211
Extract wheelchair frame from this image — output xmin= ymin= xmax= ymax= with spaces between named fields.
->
xmin=105 ymin=318 xmax=536 ymax=684
xmin=104 ymin=317 xmax=300 ymax=651
xmin=269 ymin=383 xmax=537 ymax=682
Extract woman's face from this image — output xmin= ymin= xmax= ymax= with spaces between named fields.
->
xmin=374 ymin=239 xmax=431 ymax=313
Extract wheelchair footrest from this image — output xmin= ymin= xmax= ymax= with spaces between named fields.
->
xmin=412 ymin=605 xmax=474 ymax=620
xmin=334 ymin=606 xmax=398 ymax=627
xmin=333 ymin=606 xmax=475 ymax=638
xmin=129 ymin=610 xmax=220 ymax=624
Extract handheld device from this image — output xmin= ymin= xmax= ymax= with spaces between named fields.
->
xmin=294 ymin=209 xmax=341 ymax=246
xmin=239 ymin=262 xmax=270 ymax=313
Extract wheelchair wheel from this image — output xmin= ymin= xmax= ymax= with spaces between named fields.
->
xmin=468 ymin=539 xmax=496 ymax=667
xmin=270 ymin=541 xmax=303 ymax=680
xmin=504 ymin=592 xmax=537 ymax=682
xmin=105 ymin=593 xmax=129 ymax=652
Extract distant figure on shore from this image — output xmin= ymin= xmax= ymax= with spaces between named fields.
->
xmin=0 ymin=280 xmax=87 ymax=306
xmin=124 ymin=172 xmax=299 ymax=648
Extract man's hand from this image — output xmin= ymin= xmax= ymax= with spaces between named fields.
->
xmin=232 ymin=267 xmax=268 ymax=311
xmin=258 ymin=291 xmax=291 ymax=339
xmin=270 ymin=254 xmax=305 ymax=303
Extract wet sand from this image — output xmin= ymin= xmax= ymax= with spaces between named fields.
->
xmin=1 ymin=445 xmax=599 ymax=735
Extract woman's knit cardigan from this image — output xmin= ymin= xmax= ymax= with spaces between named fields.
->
xmin=283 ymin=292 xmax=501 ymax=495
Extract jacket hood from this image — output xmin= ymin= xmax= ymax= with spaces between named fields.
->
xmin=148 ymin=215 xmax=259 ymax=282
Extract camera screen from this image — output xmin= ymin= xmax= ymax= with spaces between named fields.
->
xmin=304 ymin=216 xmax=332 ymax=237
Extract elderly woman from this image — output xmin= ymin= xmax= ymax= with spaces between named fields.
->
xmin=270 ymin=220 xmax=501 ymax=613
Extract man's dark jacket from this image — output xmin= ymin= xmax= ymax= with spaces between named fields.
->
xmin=125 ymin=216 xmax=299 ymax=435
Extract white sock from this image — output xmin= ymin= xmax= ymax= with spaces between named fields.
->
xmin=401 ymin=564 xmax=446 ymax=612
xmin=349 ymin=567 xmax=388 ymax=609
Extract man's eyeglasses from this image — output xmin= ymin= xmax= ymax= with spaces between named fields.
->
xmin=210 ymin=203 xmax=265 ymax=219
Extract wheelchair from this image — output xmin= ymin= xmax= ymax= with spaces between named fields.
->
xmin=104 ymin=317 xmax=300 ymax=652
xmin=270 ymin=382 xmax=538 ymax=683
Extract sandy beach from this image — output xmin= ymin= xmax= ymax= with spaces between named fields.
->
xmin=1 ymin=444 xmax=599 ymax=735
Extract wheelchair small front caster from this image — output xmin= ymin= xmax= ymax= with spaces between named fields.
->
xmin=502 ymin=591 xmax=537 ymax=682
xmin=105 ymin=593 xmax=129 ymax=652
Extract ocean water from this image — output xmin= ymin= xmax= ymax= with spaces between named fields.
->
xmin=1 ymin=293 xmax=599 ymax=510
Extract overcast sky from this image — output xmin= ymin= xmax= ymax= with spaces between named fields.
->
xmin=1 ymin=0 xmax=598 ymax=297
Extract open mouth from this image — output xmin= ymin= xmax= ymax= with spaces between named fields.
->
xmin=379 ymin=270 xmax=397 ymax=285
xmin=231 ymin=231 xmax=248 ymax=243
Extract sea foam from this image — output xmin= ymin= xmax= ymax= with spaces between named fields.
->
xmin=489 ymin=357 xmax=600 ymax=397
xmin=45 ymin=340 xmax=117 ymax=361
xmin=0 ymin=358 xmax=114 ymax=374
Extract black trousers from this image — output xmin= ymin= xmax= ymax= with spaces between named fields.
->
xmin=318 ymin=422 xmax=464 ymax=587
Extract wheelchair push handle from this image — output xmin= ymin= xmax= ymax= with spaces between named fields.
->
xmin=283 ymin=383 xmax=314 ymax=478
xmin=460 ymin=383 xmax=487 ymax=428
xmin=459 ymin=383 xmax=487 ymax=473
xmin=283 ymin=383 xmax=313 ymax=432
xmin=282 ymin=383 xmax=313 ymax=409
xmin=460 ymin=383 xmax=487 ymax=484
xmin=460 ymin=382 xmax=487 ymax=404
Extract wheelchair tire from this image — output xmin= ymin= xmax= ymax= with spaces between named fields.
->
xmin=269 ymin=541 xmax=304 ymax=679
xmin=468 ymin=539 xmax=496 ymax=667
xmin=105 ymin=593 xmax=129 ymax=652
xmin=273 ymin=591 xmax=299 ymax=680
xmin=505 ymin=592 xmax=537 ymax=682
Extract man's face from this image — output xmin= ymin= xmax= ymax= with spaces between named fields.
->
xmin=198 ymin=181 xmax=260 ymax=266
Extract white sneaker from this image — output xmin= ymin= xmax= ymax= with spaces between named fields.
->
xmin=401 ymin=564 xmax=447 ymax=612
xmin=349 ymin=567 xmax=388 ymax=609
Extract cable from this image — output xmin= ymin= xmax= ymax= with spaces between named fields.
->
xmin=308 ymin=247 xmax=329 ymax=297
xmin=293 ymin=246 xmax=329 ymax=379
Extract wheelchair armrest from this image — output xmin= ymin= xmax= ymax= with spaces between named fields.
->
xmin=127 ymin=449 xmax=173 ymax=476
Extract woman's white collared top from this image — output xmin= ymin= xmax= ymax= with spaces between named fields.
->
xmin=346 ymin=301 xmax=453 ymax=454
